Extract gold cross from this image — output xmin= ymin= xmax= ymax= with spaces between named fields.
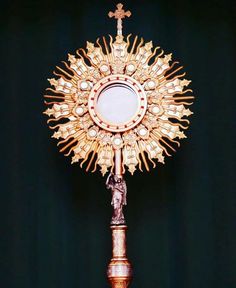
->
xmin=108 ymin=3 xmax=131 ymax=36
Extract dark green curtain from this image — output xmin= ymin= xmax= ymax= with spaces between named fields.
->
xmin=1 ymin=0 xmax=236 ymax=287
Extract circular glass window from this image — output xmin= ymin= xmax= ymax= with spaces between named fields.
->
xmin=96 ymin=84 xmax=139 ymax=125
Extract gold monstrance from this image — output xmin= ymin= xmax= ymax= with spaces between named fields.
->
xmin=44 ymin=3 xmax=194 ymax=287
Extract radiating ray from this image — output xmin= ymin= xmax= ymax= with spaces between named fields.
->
xmin=44 ymin=34 xmax=194 ymax=175
xmin=55 ymin=66 xmax=74 ymax=79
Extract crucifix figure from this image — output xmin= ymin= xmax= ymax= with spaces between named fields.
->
xmin=108 ymin=3 xmax=131 ymax=36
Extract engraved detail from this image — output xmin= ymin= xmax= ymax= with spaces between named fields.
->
xmin=44 ymin=5 xmax=194 ymax=176
xmin=108 ymin=3 xmax=131 ymax=36
xmin=107 ymin=226 xmax=132 ymax=288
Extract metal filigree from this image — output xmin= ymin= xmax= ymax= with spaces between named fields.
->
xmin=44 ymin=6 xmax=194 ymax=176
xmin=44 ymin=4 xmax=195 ymax=288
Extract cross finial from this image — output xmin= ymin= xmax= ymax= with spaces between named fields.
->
xmin=108 ymin=3 xmax=131 ymax=36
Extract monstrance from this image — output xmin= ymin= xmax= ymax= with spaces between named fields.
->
xmin=44 ymin=3 xmax=194 ymax=287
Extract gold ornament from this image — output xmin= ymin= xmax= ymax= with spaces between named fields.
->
xmin=43 ymin=3 xmax=195 ymax=288
xmin=44 ymin=17 xmax=194 ymax=175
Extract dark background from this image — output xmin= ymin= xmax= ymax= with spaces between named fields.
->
xmin=1 ymin=0 xmax=236 ymax=287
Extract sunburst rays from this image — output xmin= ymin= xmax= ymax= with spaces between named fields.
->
xmin=44 ymin=35 xmax=194 ymax=175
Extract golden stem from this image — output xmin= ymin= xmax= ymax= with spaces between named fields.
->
xmin=114 ymin=149 xmax=122 ymax=176
xmin=138 ymin=142 xmax=150 ymax=172
xmin=44 ymin=95 xmax=65 ymax=100
xmin=150 ymin=134 xmax=171 ymax=157
xmin=59 ymin=138 xmax=78 ymax=153
xmin=153 ymin=131 xmax=176 ymax=152
xmin=166 ymin=96 xmax=195 ymax=101
xmin=103 ymin=36 xmax=111 ymax=58
xmin=163 ymin=61 xmax=179 ymax=74
xmin=86 ymin=142 xmax=98 ymax=172
xmin=165 ymin=66 xmax=183 ymax=79
xmin=127 ymin=35 xmax=138 ymax=61
xmin=56 ymin=66 xmax=74 ymax=79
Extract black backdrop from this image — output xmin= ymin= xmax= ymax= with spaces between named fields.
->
xmin=1 ymin=0 xmax=236 ymax=287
